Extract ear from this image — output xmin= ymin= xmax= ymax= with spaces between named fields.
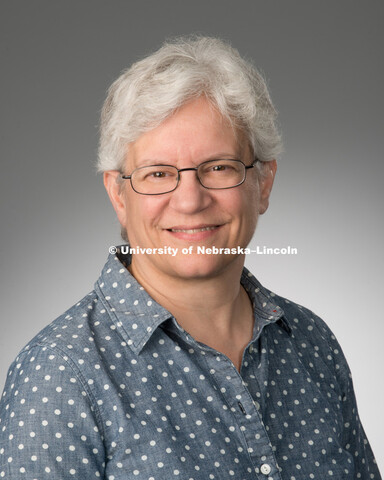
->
xmin=258 ymin=160 xmax=277 ymax=215
xmin=103 ymin=171 xmax=128 ymax=228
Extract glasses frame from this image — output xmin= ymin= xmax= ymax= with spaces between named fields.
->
xmin=120 ymin=159 xmax=259 ymax=195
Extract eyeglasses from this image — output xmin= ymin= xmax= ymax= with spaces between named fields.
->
xmin=120 ymin=159 xmax=258 ymax=195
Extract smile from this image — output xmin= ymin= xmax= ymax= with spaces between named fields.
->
xmin=168 ymin=226 xmax=218 ymax=233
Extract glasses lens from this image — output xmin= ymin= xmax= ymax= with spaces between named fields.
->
xmin=198 ymin=160 xmax=245 ymax=189
xmin=131 ymin=165 xmax=178 ymax=194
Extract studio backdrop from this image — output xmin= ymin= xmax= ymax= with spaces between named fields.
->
xmin=1 ymin=0 xmax=383 ymax=470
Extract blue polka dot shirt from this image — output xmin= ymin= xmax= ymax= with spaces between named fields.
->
xmin=0 ymin=250 xmax=381 ymax=479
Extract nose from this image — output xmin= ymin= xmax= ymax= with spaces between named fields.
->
xmin=168 ymin=168 xmax=212 ymax=213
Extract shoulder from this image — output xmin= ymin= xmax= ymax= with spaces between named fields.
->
xmin=264 ymin=286 xmax=352 ymax=385
xmin=0 ymin=292 xmax=108 ymax=476
xmin=270 ymin=288 xmax=341 ymax=348
xmin=243 ymin=267 xmax=342 ymax=352
xmin=0 ymin=288 xmax=114 ymax=438
xmin=2 ymin=288 xmax=116 ymax=401
xmin=243 ymin=266 xmax=352 ymax=387
xmin=16 ymin=289 xmax=107 ymax=362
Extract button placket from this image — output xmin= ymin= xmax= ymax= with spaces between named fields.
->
xmin=204 ymin=349 xmax=282 ymax=480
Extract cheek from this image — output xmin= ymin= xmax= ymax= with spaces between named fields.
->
xmin=240 ymin=181 xmax=260 ymax=216
xmin=241 ymin=185 xmax=261 ymax=236
xmin=215 ymin=183 xmax=259 ymax=221
xmin=124 ymin=194 xmax=167 ymax=230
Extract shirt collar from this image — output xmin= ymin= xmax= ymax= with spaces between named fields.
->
xmin=241 ymin=267 xmax=291 ymax=336
xmin=94 ymin=250 xmax=173 ymax=353
xmin=95 ymin=247 xmax=289 ymax=354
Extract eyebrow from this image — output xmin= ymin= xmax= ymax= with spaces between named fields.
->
xmin=134 ymin=154 xmax=241 ymax=168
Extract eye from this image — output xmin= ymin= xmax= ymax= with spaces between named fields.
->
xmin=203 ymin=161 xmax=238 ymax=175
xmin=212 ymin=164 xmax=227 ymax=172
xmin=141 ymin=166 xmax=177 ymax=182
xmin=149 ymin=171 xmax=168 ymax=178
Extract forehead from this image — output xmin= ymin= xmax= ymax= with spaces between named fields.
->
xmin=126 ymin=98 xmax=248 ymax=167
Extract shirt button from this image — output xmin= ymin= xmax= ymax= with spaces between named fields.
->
xmin=260 ymin=463 xmax=271 ymax=475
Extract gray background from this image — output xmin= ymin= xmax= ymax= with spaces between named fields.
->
xmin=1 ymin=0 xmax=383 ymax=470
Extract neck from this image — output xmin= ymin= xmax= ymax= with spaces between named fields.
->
xmin=128 ymin=254 xmax=254 ymax=369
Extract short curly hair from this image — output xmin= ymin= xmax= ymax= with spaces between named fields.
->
xmin=98 ymin=35 xmax=282 ymax=173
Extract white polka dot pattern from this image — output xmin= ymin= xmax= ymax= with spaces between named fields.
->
xmin=0 ymin=251 xmax=381 ymax=479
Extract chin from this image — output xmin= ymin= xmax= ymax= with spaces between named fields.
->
xmin=166 ymin=253 xmax=242 ymax=281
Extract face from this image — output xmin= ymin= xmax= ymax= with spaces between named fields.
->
xmin=104 ymin=97 xmax=276 ymax=281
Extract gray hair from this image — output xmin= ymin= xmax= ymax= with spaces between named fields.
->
xmin=97 ymin=35 xmax=282 ymax=173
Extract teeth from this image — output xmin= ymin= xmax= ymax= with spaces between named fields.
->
xmin=170 ymin=226 xmax=217 ymax=233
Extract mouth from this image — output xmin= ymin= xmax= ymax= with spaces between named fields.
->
xmin=164 ymin=224 xmax=223 ymax=241
xmin=167 ymin=225 xmax=218 ymax=234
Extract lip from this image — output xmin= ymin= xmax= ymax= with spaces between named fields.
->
xmin=164 ymin=224 xmax=223 ymax=241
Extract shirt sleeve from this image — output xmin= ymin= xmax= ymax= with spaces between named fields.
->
xmin=313 ymin=314 xmax=382 ymax=479
xmin=0 ymin=345 xmax=106 ymax=479
xmin=339 ymin=366 xmax=382 ymax=479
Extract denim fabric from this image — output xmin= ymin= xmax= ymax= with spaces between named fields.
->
xmin=0 ymin=250 xmax=381 ymax=479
